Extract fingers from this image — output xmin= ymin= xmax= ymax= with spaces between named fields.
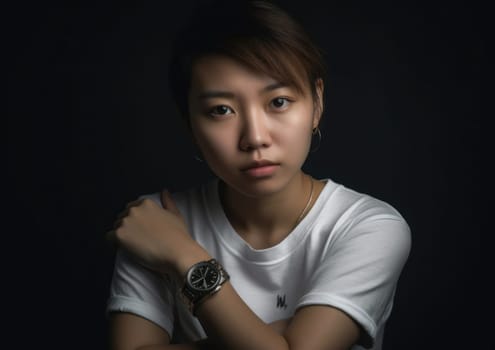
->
xmin=106 ymin=190 xmax=180 ymax=250
xmin=113 ymin=198 xmax=144 ymax=225
xmin=115 ymin=199 xmax=144 ymax=219
xmin=106 ymin=198 xmax=143 ymax=249
xmin=126 ymin=199 xmax=144 ymax=209
xmin=160 ymin=189 xmax=181 ymax=216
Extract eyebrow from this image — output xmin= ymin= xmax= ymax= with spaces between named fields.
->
xmin=197 ymin=82 xmax=289 ymax=100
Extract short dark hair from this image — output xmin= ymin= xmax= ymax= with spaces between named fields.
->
xmin=168 ymin=0 xmax=326 ymax=128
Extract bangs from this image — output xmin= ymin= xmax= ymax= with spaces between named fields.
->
xmin=168 ymin=0 xmax=326 ymax=124
xmin=224 ymin=39 xmax=310 ymax=97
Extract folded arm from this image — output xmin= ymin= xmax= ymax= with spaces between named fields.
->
xmin=110 ymin=306 xmax=359 ymax=350
xmin=108 ymin=194 xmax=361 ymax=350
xmin=109 ymin=312 xmax=294 ymax=350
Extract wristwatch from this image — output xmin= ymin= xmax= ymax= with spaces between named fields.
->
xmin=181 ymin=259 xmax=230 ymax=315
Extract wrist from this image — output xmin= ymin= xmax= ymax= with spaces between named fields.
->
xmin=173 ymin=242 xmax=211 ymax=280
xmin=180 ymin=258 xmax=230 ymax=316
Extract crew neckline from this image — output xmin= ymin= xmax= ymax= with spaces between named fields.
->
xmin=203 ymin=177 xmax=340 ymax=264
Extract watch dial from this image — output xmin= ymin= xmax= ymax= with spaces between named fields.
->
xmin=188 ymin=262 xmax=221 ymax=292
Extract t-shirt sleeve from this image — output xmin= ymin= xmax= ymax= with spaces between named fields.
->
xmin=296 ymin=201 xmax=411 ymax=348
xmin=105 ymin=247 xmax=176 ymax=336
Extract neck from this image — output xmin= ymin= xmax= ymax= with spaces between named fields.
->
xmin=219 ymin=172 xmax=320 ymax=249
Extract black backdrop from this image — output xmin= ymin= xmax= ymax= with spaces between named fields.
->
xmin=7 ymin=1 xmax=483 ymax=349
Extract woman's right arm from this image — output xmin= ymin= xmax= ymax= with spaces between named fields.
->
xmin=108 ymin=312 xmax=172 ymax=350
xmin=109 ymin=312 xmax=291 ymax=350
xmin=108 ymin=312 xmax=213 ymax=350
xmin=110 ymin=312 xmax=209 ymax=350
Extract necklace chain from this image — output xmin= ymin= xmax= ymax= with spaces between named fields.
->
xmin=295 ymin=176 xmax=314 ymax=226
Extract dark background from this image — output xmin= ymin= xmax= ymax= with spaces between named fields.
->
xmin=7 ymin=0 xmax=483 ymax=349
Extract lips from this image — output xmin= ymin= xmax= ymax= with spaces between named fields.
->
xmin=241 ymin=159 xmax=279 ymax=171
xmin=241 ymin=159 xmax=280 ymax=178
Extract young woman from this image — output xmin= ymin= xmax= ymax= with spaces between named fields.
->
xmin=105 ymin=1 xmax=411 ymax=349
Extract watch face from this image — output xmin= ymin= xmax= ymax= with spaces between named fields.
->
xmin=187 ymin=261 xmax=221 ymax=292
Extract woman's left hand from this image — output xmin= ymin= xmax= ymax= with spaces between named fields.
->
xmin=106 ymin=190 xmax=205 ymax=276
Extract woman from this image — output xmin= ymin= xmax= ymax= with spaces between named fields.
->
xmin=105 ymin=1 xmax=411 ymax=349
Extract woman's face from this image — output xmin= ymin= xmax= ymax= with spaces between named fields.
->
xmin=188 ymin=54 xmax=322 ymax=198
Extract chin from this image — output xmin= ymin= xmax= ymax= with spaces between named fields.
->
xmin=222 ymin=173 xmax=296 ymax=199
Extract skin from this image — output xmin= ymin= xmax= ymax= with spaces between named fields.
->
xmin=108 ymin=55 xmax=360 ymax=350
xmin=188 ymin=54 xmax=326 ymax=248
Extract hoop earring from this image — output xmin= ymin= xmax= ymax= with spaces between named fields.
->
xmin=310 ymin=127 xmax=322 ymax=153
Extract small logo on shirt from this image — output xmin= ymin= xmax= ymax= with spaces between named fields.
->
xmin=276 ymin=294 xmax=288 ymax=309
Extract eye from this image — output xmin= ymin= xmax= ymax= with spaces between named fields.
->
xmin=208 ymin=105 xmax=233 ymax=117
xmin=270 ymin=97 xmax=292 ymax=109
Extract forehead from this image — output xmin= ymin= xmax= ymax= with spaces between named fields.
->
xmin=190 ymin=54 xmax=285 ymax=91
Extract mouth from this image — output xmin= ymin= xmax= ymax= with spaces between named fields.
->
xmin=241 ymin=160 xmax=280 ymax=178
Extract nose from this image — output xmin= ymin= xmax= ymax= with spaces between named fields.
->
xmin=238 ymin=106 xmax=272 ymax=152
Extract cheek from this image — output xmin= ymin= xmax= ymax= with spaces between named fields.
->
xmin=192 ymin=122 xmax=237 ymax=164
xmin=275 ymin=111 xmax=313 ymax=156
xmin=279 ymin=127 xmax=312 ymax=164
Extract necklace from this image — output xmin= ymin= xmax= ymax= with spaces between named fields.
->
xmin=295 ymin=176 xmax=314 ymax=226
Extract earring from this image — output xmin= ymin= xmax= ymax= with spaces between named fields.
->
xmin=310 ymin=127 xmax=322 ymax=153
xmin=194 ymin=155 xmax=203 ymax=163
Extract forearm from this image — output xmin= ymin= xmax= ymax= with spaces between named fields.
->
xmin=173 ymin=250 xmax=291 ymax=350
xmin=136 ymin=318 xmax=291 ymax=350
xmin=137 ymin=338 xmax=210 ymax=350
xmin=195 ymin=283 xmax=290 ymax=350
xmin=137 ymin=345 xmax=199 ymax=350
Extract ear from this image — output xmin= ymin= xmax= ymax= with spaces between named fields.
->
xmin=313 ymin=78 xmax=324 ymax=129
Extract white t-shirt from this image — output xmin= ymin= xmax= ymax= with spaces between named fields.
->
xmin=106 ymin=177 xmax=411 ymax=349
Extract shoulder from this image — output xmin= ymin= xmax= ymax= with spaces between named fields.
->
xmin=322 ymin=179 xmax=409 ymax=226
xmin=319 ymin=179 xmax=411 ymax=253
